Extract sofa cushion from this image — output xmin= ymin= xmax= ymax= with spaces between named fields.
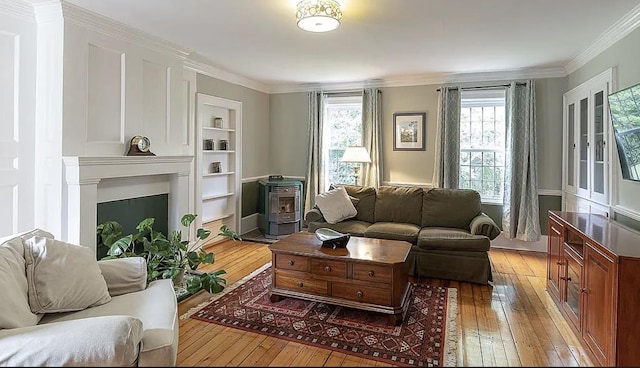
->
xmin=23 ymin=236 xmax=112 ymax=314
xmin=422 ymin=188 xmax=482 ymax=229
xmin=374 ymin=186 xmax=423 ymax=226
xmin=338 ymin=185 xmax=377 ymax=223
xmin=315 ymin=186 xmax=357 ymax=224
xmin=0 ymin=229 xmax=54 ymax=329
xmin=417 ymin=227 xmax=490 ymax=252
xmin=307 ymin=220 xmax=371 ymax=237
xmin=364 ymin=222 xmax=420 ymax=244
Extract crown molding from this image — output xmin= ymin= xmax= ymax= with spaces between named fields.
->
xmin=565 ymin=3 xmax=640 ymax=74
xmin=32 ymin=0 xmax=62 ymax=24
xmin=268 ymin=67 xmax=568 ymax=94
xmin=60 ymin=0 xmax=190 ymax=60
xmin=0 ymin=0 xmax=36 ymax=21
xmin=184 ymin=53 xmax=272 ymax=94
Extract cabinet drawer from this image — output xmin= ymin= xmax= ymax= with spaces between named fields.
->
xmin=353 ymin=263 xmax=392 ymax=283
xmin=310 ymin=259 xmax=347 ymax=279
xmin=274 ymin=272 xmax=328 ymax=296
xmin=332 ymin=282 xmax=391 ymax=305
xmin=275 ymin=254 xmax=308 ymax=272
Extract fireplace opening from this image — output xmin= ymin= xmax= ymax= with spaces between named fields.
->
xmin=96 ymin=194 xmax=168 ymax=259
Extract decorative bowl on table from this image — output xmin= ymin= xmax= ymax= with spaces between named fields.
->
xmin=314 ymin=228 xmax=350 ymax=249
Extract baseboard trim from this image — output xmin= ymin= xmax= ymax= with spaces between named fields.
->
xmin=241 ymin=213 xmax=258 ymax=235
xmin=490 ymin=233 xmax=547 ymax=253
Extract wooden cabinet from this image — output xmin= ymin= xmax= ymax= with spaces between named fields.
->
xmin=195 ymin=93 xmax=242 ymax=239
xmin=546 ymin=211 xmax=640 ymax=366
xmin=562 ymin=68 xmax=614 ymax=215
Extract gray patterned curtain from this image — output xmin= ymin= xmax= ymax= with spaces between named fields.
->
xmin=502 ymin=80 xmax=541 ymax=241
xmin=304 ymin=91 xmax=325 ymax=213
xmin=361 ymin=88 xmax=382 ymax=187
xmin=432 ymin=86 xmax=461 ymax=188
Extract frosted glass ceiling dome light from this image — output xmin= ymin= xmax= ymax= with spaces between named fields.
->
xmin=296 ymin=0 xmax=343 ymax=33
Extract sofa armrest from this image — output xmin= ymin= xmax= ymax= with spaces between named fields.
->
xmin=470 ymin=213 xmax=501 ymax=240
xmin=98 ymin=257 xmax=147 ymax=296
xmin=304 ymin=208 xmax=326 ymax=225
xmin=0 ymin=316 xmax=143 ymax=367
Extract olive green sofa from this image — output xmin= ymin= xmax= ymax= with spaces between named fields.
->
xmin=305 ymin=185 xmax=501 ymax=285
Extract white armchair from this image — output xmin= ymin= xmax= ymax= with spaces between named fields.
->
xmin=0 ymin=230 xmax=179 ymax=367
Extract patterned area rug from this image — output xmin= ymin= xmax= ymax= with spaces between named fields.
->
xmin=181 ymin=263 xmax=458 ymax=367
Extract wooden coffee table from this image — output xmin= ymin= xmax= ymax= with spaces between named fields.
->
xmin=268 ymin=232 xmax=412 ymax=325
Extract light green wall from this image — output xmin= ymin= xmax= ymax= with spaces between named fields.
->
xmin=268 ymin=78 xmax=566 ymax=191
xmin=567 ymin=26 xmax=640 ymax=218
xmin=269 ymin=92 xmax=308 ymax=176
xmin=196 ymin=74 xmax=270 ymax=179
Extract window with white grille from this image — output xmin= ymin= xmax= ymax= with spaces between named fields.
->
xmin=459 ymin=90 xmax=506 ymax=203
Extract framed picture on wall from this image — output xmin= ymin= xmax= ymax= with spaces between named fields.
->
xmin=393 ymin=112 xmax=426 ymax=151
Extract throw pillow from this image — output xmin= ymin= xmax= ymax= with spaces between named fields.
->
xmin=315 ymin=186 xmax=357 ymax=224
xmin=0 ymin=229 xmax=54 ymax=329
xmin=23 ymin=236 xmax=112 ymax=314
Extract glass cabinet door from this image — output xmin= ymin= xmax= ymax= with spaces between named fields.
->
xmin=578 ymin=97 xmax=589 ymax=194
xmin=567 ymin=103 xmax=575 ymax=190
xmin=562 ymin=249 xmax=583 ymax=331
xmin=590 ymin=86 xmax=608 ymax=204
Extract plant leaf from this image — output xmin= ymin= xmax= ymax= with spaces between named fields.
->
xmin=181 ymin=214 xmax=197 ymax=227
xmin=197 ymin=228 xmax=211 ymax=240
xmin=136 ymin=217 xmax=155 ymax=232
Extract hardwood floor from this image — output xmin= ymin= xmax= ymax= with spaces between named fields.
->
xmin=177 ymin=240 xmax=594 ymax=367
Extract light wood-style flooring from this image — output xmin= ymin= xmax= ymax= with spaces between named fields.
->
xmin=177 ymin=239 xmax=594 ymax=367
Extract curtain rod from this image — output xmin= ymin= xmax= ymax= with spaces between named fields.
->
xmin=324 ymin=90 xmax=363 ymax=97
xmin=435 ymin=82 xmax=528 ymax=92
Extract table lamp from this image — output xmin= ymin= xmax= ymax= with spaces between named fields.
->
xmin=341 ymin=146 xmax=372 ymax=186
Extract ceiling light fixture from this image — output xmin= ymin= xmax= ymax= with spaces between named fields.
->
xmin=296 ymin=0 xmax=343 ymax=33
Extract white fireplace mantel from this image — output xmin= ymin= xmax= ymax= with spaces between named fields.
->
xmin=62 ymin=155 xmax=193 ymax=253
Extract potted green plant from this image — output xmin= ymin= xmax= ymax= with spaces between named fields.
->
xmin=96 ymin=214 xmax=241 ymax=294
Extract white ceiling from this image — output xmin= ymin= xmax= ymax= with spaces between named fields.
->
xmin=65 ymin=0 xmax=640 ymax=92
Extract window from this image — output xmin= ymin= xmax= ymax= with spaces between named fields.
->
xmin=322 ymin=95 xmax=363 ymax=190
xmin=459 ymin=90 xmax=506 ymax=203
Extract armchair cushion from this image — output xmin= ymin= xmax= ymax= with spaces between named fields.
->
xmin=99 ymin=257 xmax=148 ymax=296
xmin=0 ymin=315 xmax=143 ymax=367
xmin=0 ymin=229 xmax=54 ymax=329
xmin=23 ymin=236 xmax=111 ymax=314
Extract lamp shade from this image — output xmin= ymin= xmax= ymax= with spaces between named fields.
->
xmin=341 ymin=146 xmax=372 ymax=163
xmin=296 ymin=0 xmax=342 ymax=33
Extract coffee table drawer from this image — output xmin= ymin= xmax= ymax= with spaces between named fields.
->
xmin=332 ymin=282 xmax=391 ymax=305
xmin=274 ymin=272 xmax=328 ymax=296
xmin=353 ymin=263 xmax=392 ymax=284
xmin=310 ymin=259 xmax=347 ymax=279
xmin=275 ymin=254 xmax=308 ymax=272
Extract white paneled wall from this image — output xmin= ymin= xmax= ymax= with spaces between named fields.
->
xmin=0 ymin=4 xmax=37 ymax=237
xmin=61 ymin=7 xmax=189 ymax=157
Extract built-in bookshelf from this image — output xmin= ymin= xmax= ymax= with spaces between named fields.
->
xmin=195 ymin=93 xmax=242 ymax=235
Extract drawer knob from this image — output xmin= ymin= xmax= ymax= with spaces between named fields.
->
xmin=368 ymin=271 xmax=375 ymax=277
xmin=288 ymin=260 xmax=294 ymax=266
xmin=560 ymin=276 xmax=566 ymax=280
xmin=356 ymin=291 xmax=363 ymax=298
xmin=324 ymin=266 xmax=331 ymax=272
xmin=581 ymin=288 xmax=588 ymax=293
xmin=297 ymin=282 xmax=304 ymax=287
xmin=556 ymin=261 xmax=562 ymax=265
